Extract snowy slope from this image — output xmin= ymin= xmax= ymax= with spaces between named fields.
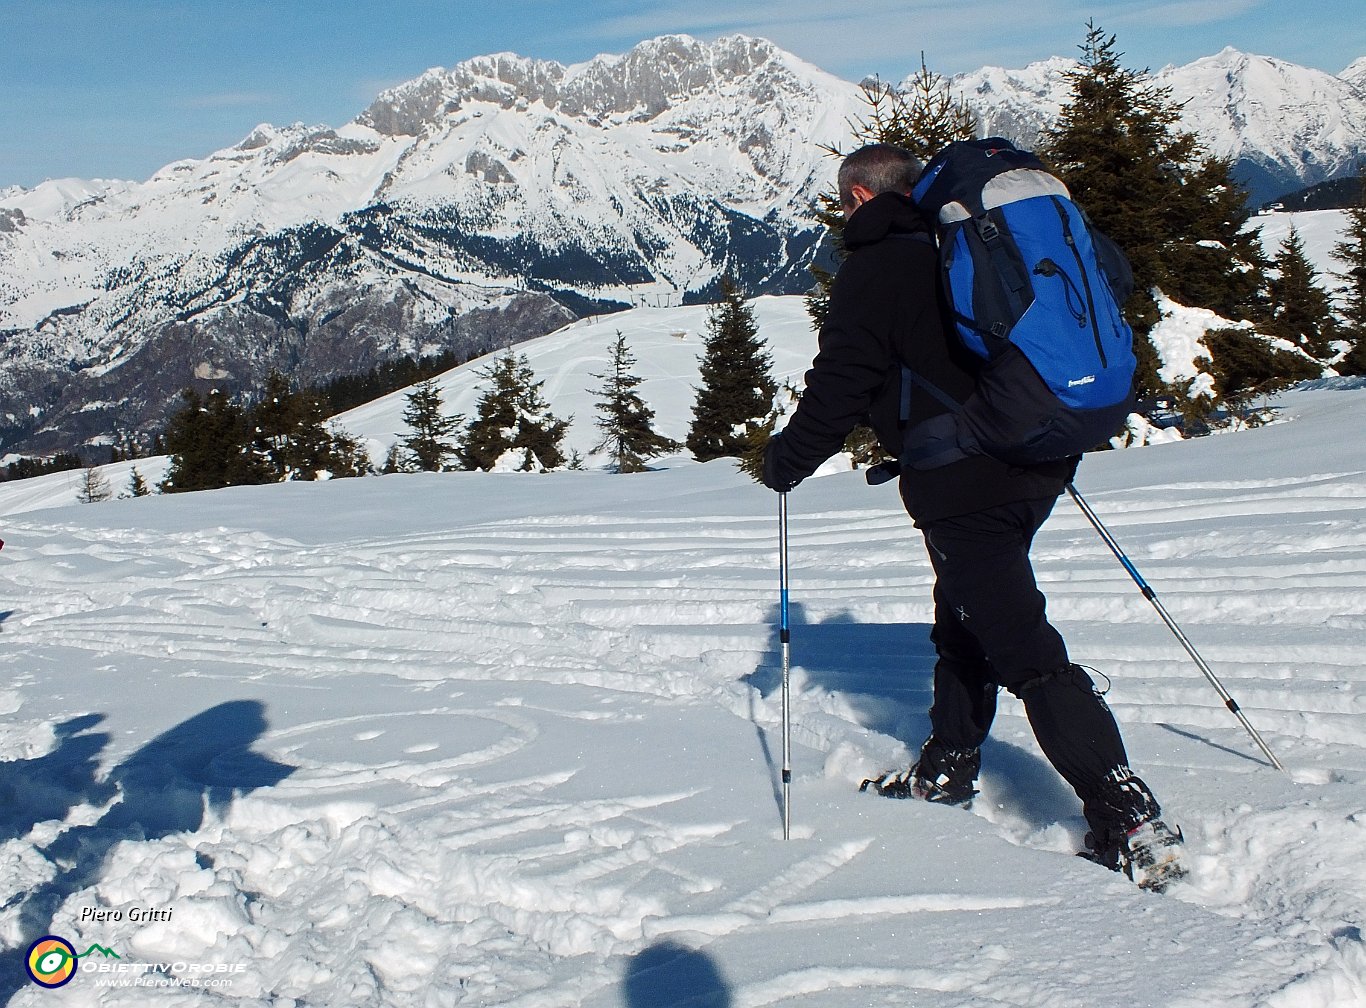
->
xmin=0 ymin=261 xmax=1351 ymax=520
xmin=1256 ymin=208 xmax=1352 ymax=289
xmin=0 ymin=293 xmax=1365 ymax=1003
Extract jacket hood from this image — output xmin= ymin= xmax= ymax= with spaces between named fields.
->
xmin=843 ymin=192 xmax=931 ymax=250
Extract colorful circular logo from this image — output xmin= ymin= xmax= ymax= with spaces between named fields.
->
xmin=26 ymin=936 xmax=78 ymax=988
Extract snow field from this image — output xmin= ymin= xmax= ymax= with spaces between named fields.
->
xmin=0 ymin=382 xmax=1364 ymax=1006
xmin=0 ymin=288 xmax=1364 ymax=1004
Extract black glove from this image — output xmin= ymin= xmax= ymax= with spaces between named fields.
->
xmin=760 ymin=434 xmax=801 ymax=493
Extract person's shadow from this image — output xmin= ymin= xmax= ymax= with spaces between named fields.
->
xmin=0 ymin=700 xmax=293 ymax=1003
xmin=742 ymin=601 xmax=1075 ymax=829
xmin=0 ymin=714 xmax=114 ymax=846
xmin=623 ymin=940 xmax=732 ymax=1007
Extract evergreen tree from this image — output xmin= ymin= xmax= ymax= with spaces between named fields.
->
xmin=590 ymin=331 xmax=679 ymax=473
xmin=248 ymin=370 xmax=373 ymax=480
xmin=1331 ymin=171 xmax=1366 ymax=375
xmin=1265 ymin=225 xmax=1338 ymax=359
xmin=127 ymin=466 xmax=152 ymax=498
xmin=251 ymin=371 xmax=319 ymax=479
xmin=1037 ymin=23 xmax=1265 ymax=397
xmin=161 ymin=388 xmax=271 ymax=493
xmin=808 ymin=65 xmax=978 ymax=321
xmin=687 ymin=280 xmax=778 ymax=462
xmin=378 ymin=444 xmax=403 ymax=474
xmin=1201 ymin=327 xmax=1321 ymax=403
xmin=456 ymin=354 xmax=570 ymax=472
xmin=321 ymin=424 xmax=374 ymax=479
xmin=400 ymin=379 xmax=463 ymax=472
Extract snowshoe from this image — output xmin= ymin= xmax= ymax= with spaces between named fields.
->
xmin=859 ymin=737 xmax=979 ymax=806
xmin=1080 ymin=769 xmax=1188 ymax=892
xmin=1081 ymin=818 xmax=1188 ymax=892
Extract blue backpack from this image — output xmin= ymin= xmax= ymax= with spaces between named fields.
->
xmin=901 ymin=138 xmax=1137 ymax=469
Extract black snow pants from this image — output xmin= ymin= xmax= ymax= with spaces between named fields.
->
xmin=916 ymin=496 xmax=1131 ymax=804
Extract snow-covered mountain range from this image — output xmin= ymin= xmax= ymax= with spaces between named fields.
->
xmin=956 ymin=46 xmax=1366 ymax=206
xmin=0 ymin=35 xmax=1362 ymax=460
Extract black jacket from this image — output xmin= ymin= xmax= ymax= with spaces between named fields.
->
xmin=767 ymin=192 xmax=1072 ymax=524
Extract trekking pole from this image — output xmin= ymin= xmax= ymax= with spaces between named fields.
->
xmin=778 ymin=492 xmax=793 ymax=838
xmin=1065 ymin=483 xmax=1285 ymax=772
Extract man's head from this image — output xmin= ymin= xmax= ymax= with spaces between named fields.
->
xmin=837 ymin=144 xmax=923 ymax=217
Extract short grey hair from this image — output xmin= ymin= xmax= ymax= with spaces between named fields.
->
xmin=837 ymin=144 xmax=923 ymax=206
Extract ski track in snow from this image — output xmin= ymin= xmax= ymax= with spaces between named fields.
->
xmin=1 ymin=390 xmax=1365 ymax=1005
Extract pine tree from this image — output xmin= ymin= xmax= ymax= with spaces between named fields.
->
xmin=251 ymin=371 xmax=318 ymax=479
xmin=1331 ymin=170 xmax=1366 ymax=375
xmin=161 ymin=388 xmax=271 ymax=493
xmin=1201 ymin=327 xmax=1321 ymax=403
xmin=1038 ymin=23 xmax=1264 ymax=397
xmin=127 ymin=466 xmax=151 ymax=498
xmin=1265 ymin=225 xmax=1338 ymax=359
xmin=321 ymin=424 xmax=373 ymax=479
xmin=243 ymin=371 xmax=374 ymax=480
xmin=400 ymin=379 xmax=462 ymax=472
xmin=381 ymin=444 xmax=406 ymax=475
xmin=808 ymin=64 xmax=978 ymax=321
xmin=687 ymin=280 xmax=778 ymax=462
xmin=590 ymin=331 xmax=679 ymax=473
xmin=456 ymin=353 xmax=570 ymax=472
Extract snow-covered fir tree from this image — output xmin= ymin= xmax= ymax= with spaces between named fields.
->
xmin=399 ymin=379 xmax=463 ymax=472
xmin=1038 ymin=22 xmax=1267 ymax=399
xmin=687 ymin=281 xmax=778 ymax=463
xmin=252 ymin=370 xmax=371 ymax=480
xmin=161 ymin=389 xmax=272 ymax=493
xmin=1265 ymin=226 xmax=1339 ymax=359
xmin=457 ymin=353 xmax=570 ymax=472
xmin=1331 ymin=171 xmax=1366 ymax=376
xmin=590 ymin=332 xmax=679 ymax=473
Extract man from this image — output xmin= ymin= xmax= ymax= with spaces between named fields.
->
xmin=761 ymin=143 xmax=1184 ymax=889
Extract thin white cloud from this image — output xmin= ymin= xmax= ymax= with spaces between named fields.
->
xmin=1100 ymin=0 xmax=1264 ymax=30
xmin=175 ymin=91 xmax=277 ymax=111
xmin=535 ymin=0 xmax=1280 ymax=80
xmin=540 ymin=0 xmax=1075 ymax=78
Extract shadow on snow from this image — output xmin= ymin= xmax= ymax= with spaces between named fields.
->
xmin=623 ymin=939 xmax=732 ymax=1008
xmin=0 ymin=700 xmax=293 ymax=1003
xmin=742 ymin=600 xmax=1077 ymax=832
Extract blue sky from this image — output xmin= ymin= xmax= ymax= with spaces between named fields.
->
xmin=2 ymin=0 xmax=1362 ymax=188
